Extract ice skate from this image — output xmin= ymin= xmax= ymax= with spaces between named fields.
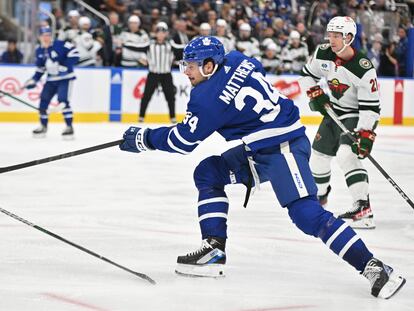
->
xmin=62 ymin=126 xmax=74 ymax=140
xmin=363 ymin=258 xmax=406 ymax=299
xmin=175 ymin=237 xmax=226 ymax=278
xmin=338 ymin=198 xmax=375 ymax=229
xmin=318 ymin=185 xmax=331 ymax=208
xmin=32 ymin=125 xmax=47 ymax=138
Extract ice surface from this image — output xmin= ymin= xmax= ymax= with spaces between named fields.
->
xmin=0 ymin=123 xmax=413 ymax=311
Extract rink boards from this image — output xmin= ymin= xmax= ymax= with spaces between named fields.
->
xmin=0 ymin=65 xmax=413 ymax=125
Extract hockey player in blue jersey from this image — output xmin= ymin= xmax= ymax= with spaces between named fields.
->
xmin=119 ymin=36 xmax=405 ymax=298
xmin=24 ymin=26 xmax=79 ymax=139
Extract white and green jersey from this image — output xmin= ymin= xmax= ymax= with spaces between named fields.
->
xmin=300 ymin=44 xmax=380 ymax=130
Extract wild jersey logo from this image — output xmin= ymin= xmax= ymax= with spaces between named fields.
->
xmin=359 ymin=58 xmax=372 ymax=69
xmin=319 ymin=43 xmax=330 ymax=50
xmin=328 ymin=78 xmax=350 ymax=100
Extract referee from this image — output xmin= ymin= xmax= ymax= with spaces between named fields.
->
xmin=139 ymin=22 xmax=185 ymax=123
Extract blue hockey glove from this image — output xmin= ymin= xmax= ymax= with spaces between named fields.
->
xmin=24 ymin=79 xmax=37 ymax=90
xmin=306 ymin=85 xmax=331 ymax=116
xmin=351 ymin=130 xmax=376 ymax=159
xmin=119 ymin=126 xmax=152 ymax=153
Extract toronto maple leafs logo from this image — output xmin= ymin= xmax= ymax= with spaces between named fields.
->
xmin=328 ymin=78 xmax=350 ymax=100
xmin=202 ymin=37 xmax=211 ymax=46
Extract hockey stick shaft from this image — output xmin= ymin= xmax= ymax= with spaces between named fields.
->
xmin=0 ymin=206 xmax=156 ymax=284
xmin=0 ymin=139 xmax=124 ymax=174
xmin=325 ymin=105 xmax=414 ymax=209
xmin=0 ymin=90 xmax=39 ymax=111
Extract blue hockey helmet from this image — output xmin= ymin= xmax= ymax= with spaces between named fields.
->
xmin=182 ymin=36 xmax=225 ymax=67
xmin=39 ymin=26 xmax=52 ymax=35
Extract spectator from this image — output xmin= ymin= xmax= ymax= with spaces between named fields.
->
xmin=51 ymin=7 xmax=66 ymax=32
xmin=172 ymin=18 xmax=190 ymax=46
xmin=117 ymin=15 xmax=150 ymax=67
xmin=73 ymin=31 xmax=103 ymax=67
xmin=1 ymin=39 xmax=23 ymax=64
xmin=58 ymin=10 xmax=80 ymax=43
xmin=171 ymin=18 xmax=190 ymax=67
xmin=281 ymin=30 xmax=309 ymax=74
xmin=214 ymin=19 xmax=235 ymax=53
xmin=182 ymin=7 xmax=199 ymax=38
xmin=367 ymin=33 xmax=383 ymax=71
xmin=378 ymin=41 xmax=399 ymax=77
xmin=395 ymin=27 xmax=408 ymax=76
xmin=104 ymin=0 xmax=127 ymax=19
xmin=199 ymin=23 xmax=212 ymax=36
xmin=259 ymin=27 xmax=278 ymax=52
xmin=108 ymin=11 xmax=123 ymax=39
xmin=196 ymin=1 xmax=212 ymax=24
xmin=235 ymin=22 xmax=260 ymax=59
xmin=261 ymin=43 xmax=282 ymax=74
xmin=296 ymin=22 xmax=315 ymax=55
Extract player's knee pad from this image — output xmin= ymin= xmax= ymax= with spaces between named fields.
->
xmin=287 ymin=196 xmax=333 ymax=237
xmin=194 ymin=156 xmax=227 ymax=191
xmin=336 ymin=144 xmax=363 ymax=171
xmin=310 ymin=149 xmax=332 ymax=175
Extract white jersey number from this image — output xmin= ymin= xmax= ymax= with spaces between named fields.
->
xmin=234 ymin=71 xmax=281 ymax=123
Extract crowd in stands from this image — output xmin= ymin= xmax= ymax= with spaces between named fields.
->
xmin=1 ymin=0 xmax=413 ymax=77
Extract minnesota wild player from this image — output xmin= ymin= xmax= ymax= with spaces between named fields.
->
xmin=299 ymin=16 xmax=380 ymax=229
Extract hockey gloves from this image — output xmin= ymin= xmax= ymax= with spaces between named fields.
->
xmin=306 ymin=85 xmax=330 ymax=116
xmin=120 ymin=126 xmax=153 ymax=153
xmin=351 ymin=130 xmax=376 ymax=159
xmin=23 ymin=79 xmax=37 ymax=90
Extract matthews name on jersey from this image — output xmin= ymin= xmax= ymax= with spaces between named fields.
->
xmin=146 ymin=50 xmax=305 ymax=154
xmin=32 ymin=40 xmax=79 ymax=82
xmin=301 ymin=43 xmax=380 ymax=128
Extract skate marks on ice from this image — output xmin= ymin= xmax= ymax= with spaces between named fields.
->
xmin=0 ymin=123 xmax=413 ymax=311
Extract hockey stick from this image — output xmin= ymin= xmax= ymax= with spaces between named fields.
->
xmin=0 ymin=139 xmax=124 ymax=174
xmin=0 ymin=90 xmax=39 ymax=111
xmin=0 ymin=206 xmax=156 ymax=285
xmin=324 ymin=105 xmax=414 ymax=209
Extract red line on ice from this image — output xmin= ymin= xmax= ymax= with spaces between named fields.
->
xmin=42 ymin=292 xmax=111 ymax=311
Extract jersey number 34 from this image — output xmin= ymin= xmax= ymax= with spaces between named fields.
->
xmin=234 ymin=71 xmax=281 ymax=123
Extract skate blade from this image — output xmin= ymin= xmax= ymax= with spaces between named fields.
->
xmin=344 ymin=217 xmax=376 ymax=229
xmin=378 ymin=274 xmax=406 ymax=299
xmin=175 ymin=263 xmax=225 ymax=278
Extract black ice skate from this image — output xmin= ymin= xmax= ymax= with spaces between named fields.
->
xmin=338 ymin=198 xmax=375 ymax=229
xmin=175 ymin=237 xmax=226 ymax=278
xmin=32 ymin=125 xmax=47 ymax=138
xmin=363 ymin=258 xmax=406 ymax=299
xmin=62 ymin=126 xmax=74 ymax=140
xmin=318 ymin=185 xmax=331 ymax=208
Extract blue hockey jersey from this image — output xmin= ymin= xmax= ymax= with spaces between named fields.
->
xmin=32 ymin=40 xmax=79 ymax=82
xmin=147 ymin=51 xmax=305 ymax=154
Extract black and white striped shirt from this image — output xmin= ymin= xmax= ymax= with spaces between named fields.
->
xmin=138 ymin=39 xmax=185 ymax=74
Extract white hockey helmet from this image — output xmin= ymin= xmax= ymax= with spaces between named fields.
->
xmin=289 ymin=30 xmax=301 ymax=40
xmin=326 ymin=16 xmax=357 ymax=54
xmin=78 ymin=16 xmax=91 ymax=27
xmin=239 ymin=23 xmax=251 ymax=32
xmin=327 ymin=16 xmax=356 ymax=41
xmin=128 ymin=15 xmax=141 ymax=25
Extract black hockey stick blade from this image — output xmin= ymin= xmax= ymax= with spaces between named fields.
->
xmin=0 ymin=206 xmax=156 ymax=285
xmin=0 ymin=90 xmax=39 ymax=111
xmin=325 ymin=105 xmax=414 ymax=210
xmin=0 ymin=139 xmax=124 ymax=174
